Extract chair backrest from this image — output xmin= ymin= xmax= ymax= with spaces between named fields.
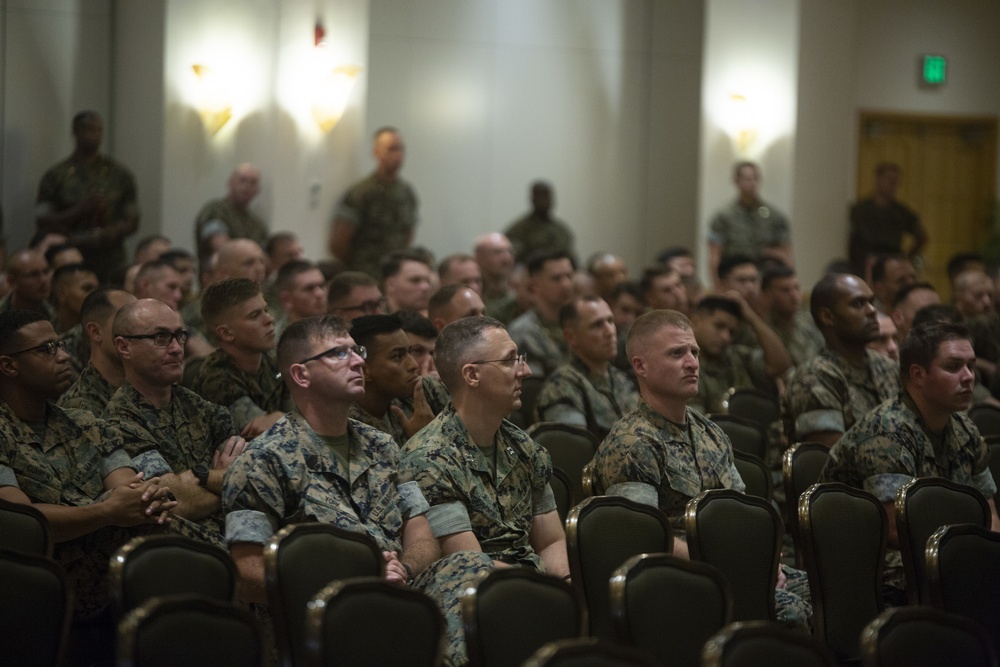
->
xmin=733 ymin=451 xmax=773 ymax=503
xmin=798 ymin=483 xmax=886 ymax=663
xmin=527 ymin=422 xmax=600 ymax=506
xmin=306 ymin=576 xmax=443 ymax=667
xmin=709 ymin=414 xmax=767 ymax=460
xmin=264 ymin=523 xmax=384 ymax=667
xmin=783 ymin=442 xmax=831 ymax=566
xmin=550 ymin=467 xmax=575 ymax=523
xmin=968 ymin=404 xmax=1000 ymax=438
xmin=926 ymin=523 xmax=1000 ymax=659
xmin=860 ymin=606 xmax=998 ymax=667
xmin=610 ymin=553 xmax=732 ymax=667
xmin=0 ymin=498 xmax=51 ymax=557
xmin=0 ymin=548 xmax=71 ymax=667
xmin=118 ymin=595 xmax=262 ymax=667
xmin=701 ymin=620 xmax=836 ymax=667
xmin=523 ymin=638 xmax=660 ymax=667
xmin=894 ymin=477 xmax=990 ymax=605
xmin=110 ymin=534 xmax=237 ymax=616
xmin=463 ymin=566 xmax=587 ymax=667
xmin=565 ymin=496 xmax=673 ymax=642
xmin=685 ymin=489 xmax=781 ymax=622
xmin=726 ymin=387 xmax=781 ymax=434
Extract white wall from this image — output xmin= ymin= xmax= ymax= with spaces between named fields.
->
xmin=365 ymin=0 xmax=703 ymax=272
xmin=1 ymin=0 xmax=113 ymax=255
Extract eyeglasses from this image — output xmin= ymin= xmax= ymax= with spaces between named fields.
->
xmin=119 ymin=329 xmax=190 ymax=347
xmin=297 ymin=344 xmax=367 ymax=365
xmin=470 ymin=353 xmax=528 ymax=367
xmin=5 ymin=339 xmax=66 ymax=357
xmin=331 ymin=298 xmax=386 ymax=315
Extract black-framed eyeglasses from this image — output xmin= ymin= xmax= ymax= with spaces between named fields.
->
xmin=331 ymin=298 xmax=386 ymax=315
xmin=297 ymin=344 xmax=367 ymax=365
xmin=5 ymin=339 xmax=66 ymax=357
xmin=470 ymin=353 xmax=528 ymax=367
xmin=119 ymin=329 xmax=190 ymax=348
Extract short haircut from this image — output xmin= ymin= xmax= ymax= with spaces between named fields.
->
xmin=639 ymin=265 xmax=675 ymax=296
xmin=159 ymin=248 xmax=195 ymax=267
xmin=625 ymin=309 xmax=691 ymax=360
xmin=809 ymin=273 xmax=843 ymax=326
xmin=80 ymin=288 xmax=130 ymax=326
xmin=266 ymin=232 xmax=298 ymax=258
xmin=428 ymin=284 xmax=466 ymax=320
xmin=44 ymin=243 xmax=81 ymax=266
xmin=558 ymin=295 xmax=602 ymax=328
xmin=871 ymin=253 xmax=907 ymax=284
xmin=733 ymin=160 xmax=759 ymax=178
xmin=0 ymin=310 xmax=48 ymax=355
xmin=609 ymin=280 xmax=643 ymax=305
xmin=585 ymin=252 xmax=619 ymax=275
xmin=349 ymin=314 xmax=403 ymax=354
xmin=717 ymin=254 xmax=757 ymax=282
xmin=396 ymin=310 xmax=438 ymax=340
xmin=899 ymin=321 xmax=971 ymax=384
xmin=435 ymin=316 xmax=506 ymax=391
xmin=374 ymin=126 xmax=399 ymax=142
xmin=910 ymin=304 xmax=962 ymax=330
xmin=656 ymin=246 xmax=693 ymax=265
xmin=276 ymin=314 xmax=351 ymax=375
xmin=381 ymin=249 xmax=431 ymax=280
xmin=693 ymin=296 xmax=741 ymax=320
xmin=327 ymin=271 xmax=379 ymax=306
xmin=277 ymin=260 xmax=318 ymax=292
xmin=891 ymin=282 xmax=937 ymax=310
xmin=72 ymin=110 xmax=99 ymax=132
xmin=52 ymin=263 xmax=95 ymax=291
xmin=135 ymin=258 xmax=177 ymax=284
xmin=135 ymin=234 xmax=170 ymax=256
xmin=525 ymin=249 xmax=575 ymax=277
xmin=200 ymin=278 xmax=262 ymax=328
xmin=761 ymin=263 xmax=795 ymax=291
xmin=438 ymin=253 xmax=476 ymax=279
xmin=947 ymin=252 xmax=985 ymax=283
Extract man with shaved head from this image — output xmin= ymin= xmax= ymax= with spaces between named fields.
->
xmin=0 ymin=249 xmax=55 ymax=320
xmin=587 ymin=253 xmax=628 ymax=301
xmin=428 ymin=284 xmax=486 ymax=332
xmin=195 ymin=163 xmax=268 ymax=261
xmin=104 ymin=298 xmax=246 ymax=546
xmin=214 ymin=238 xmax=269 ymax=286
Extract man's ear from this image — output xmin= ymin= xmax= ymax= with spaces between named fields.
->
xmin=461 ymin=363 xmax=480 ymax=388
xmin=85 ymin=321 xmax=102 ymax=344
xmin=216 ymin=323 xmax=235 ymax=344
xmin=287 ymin=363 xmax=310 ymax=389
xmin=909 ymin=362 xmax=926 ymax=388
xmin=816 ymin=306 xmax=835 ymax=329
xmin=631 ymin=355 xmax=645 ymax=377
xmin=114 ymin=336 xmax=130 ymax=360
xmin=0 ymin=355 xmax=17 ymax=377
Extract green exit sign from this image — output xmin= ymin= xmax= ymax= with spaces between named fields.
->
xmin=922 ymin=54 xmax=947 ymax=86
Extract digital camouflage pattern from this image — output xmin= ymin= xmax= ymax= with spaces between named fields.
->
xmin=782 ymin=348 xmax=899 ymax=445
xmin=0 ymin=401 xmax=136 ymax=617
xmin=192 ymin=349 xmax=290 ymax=433
xmin=194 ymin=197 xmax=269 ymax=255
xmin=58 ymin=322 xmax=88 ymax=378
xmin=504 ymin=212 xmax=574 ymax=263
xmin=104 ymin=382 xmax=236 ymax=546
xmin=507 ymin=309 xmax=569 ymax=380
xmin=483 ymin=289 xmax=520 ymax=325
xmin=222 ymin=411 xmax=492 ymax=667
xmin=534 ymin=356 xmax=638 ymax=440
xmin=593 ymin=400 xmax=811 ymax=628
xmin=770 ymin=310 xmax=825 ymax=368
xmin=707 ymin=200 xmax=791 ymax=264
xmin=57 ymin=363 xmax=116 ymax=416
xmin=349 ymin=402 xmax=410 ymax=448
xmin=334 ymin=173 xmax=418 ymax=279
xmin=401 ymin=404 xmax=555 ymax=570
xmin=693 ymin=344 xmax=760 ymax=416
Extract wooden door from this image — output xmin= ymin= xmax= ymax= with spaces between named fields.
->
xmin=857 ymin=112 xmax=998 ymax=299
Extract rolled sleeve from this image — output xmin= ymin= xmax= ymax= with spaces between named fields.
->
xmin=864 ymin=473 xmax=914 ymax=503
xmin=606 ymin=481 xmax=659 ymax=509
xmin=795 ymin=409 xmax=845 ymax=437
xmin=425 ymin=500 xmax=472 ymax=538
xmin=532 ymin=483 xmax=556 ymax=516
xmin=972 ymin=468 xmax=998 ymax=499
xmin=397 ymin=480 xmax=430 ymax=519
xmin=225 ymin=509 xmax=279 ymax=545
xmin=101 ymin=449 xmax=134 ymax=478
xmin=129 ymin=450 xmax=173 ymax=478
xmin=0 ymin=464 xmax=20 ymax=488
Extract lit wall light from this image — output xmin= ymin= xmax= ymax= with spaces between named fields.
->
xmin=191 ymin=64 xmax=233 ymax=134
xmin=727 ymin=93 xmax=758 ymax=156
xmin=312 ymin=64 xmax=362 ymax=133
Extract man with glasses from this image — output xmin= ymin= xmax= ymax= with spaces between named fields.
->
xmin=104 ymin=298 xmax=246 ymax=547
xmin=223 ymin=315 xmax=492 ymax=666
xmin=401 ymin=318 xmax=570 ymax=617
xmin=0 ymin=309 xmax=174 ymax=663
xmin=327 ymin=270 xmax=386 ymax=320
xmin=0 ymin=249 xmax=56 ymax=321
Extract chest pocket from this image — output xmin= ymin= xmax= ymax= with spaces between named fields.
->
xmin=664 ymin=464 xmax=703 ymax=500
xmin=12 ymin=449 xmax=63 ymax=504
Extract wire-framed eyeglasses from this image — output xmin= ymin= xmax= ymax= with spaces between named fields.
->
xmin=297 ymin=344 xmax=367 ymax=365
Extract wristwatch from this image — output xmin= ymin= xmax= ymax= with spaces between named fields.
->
xmin=193 ymin=465 xmax=210 ymax=487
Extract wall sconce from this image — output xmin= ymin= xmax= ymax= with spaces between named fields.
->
xmin=727 ymin=93 xmax=758 ymax=156
xmin=312 ymin=64 xmax=362 ymax=133
xmin=191 ymin=64 xmax=233 ymax=134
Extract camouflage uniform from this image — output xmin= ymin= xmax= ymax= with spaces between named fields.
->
xmin=966 ymin=312 xmax=1000 ymax=369
xmin=349 ymin=402 xmax=410 ymax=446
xmin=194 ymin=197 xmax=269 ymax=259
xmin=770 ymin=310 xmax=825 ymax=368
xmin=0 ymin=401 xmax=136 ymax=618
xmin=36 ymin=154 xmax=139 ymax=281
xmin=535 ymin=356 xmax=638 ymax=440
xmin=504 ymin=212 xmax=574 ymax=263
xmin=782 ymin=348 xmax=899 ymax=445
xmin=192 ymin=349 xmax=291 ymax=433
xmin=508 ymin=309 xmax=569 ymax=380
xmin=820 ymin=392 xmax=997 ymax=593
xmin=104 ymin=382 xmax=237 ymax=546
xmin=401 ymin=404 xmax=558 ymax=570
xmin=0 ymin=295 xmax=57 ymax=324
xmin=334 ymin=173 xmax=418 ymax=279
xmin=708 ymin=200 xmax=791 ymax=264
xmin=693 ymin=344 xmax=762 ymax=415
xmin=593 ymin=400 xmax=811 ymax=627
xmin=57 ymin=363 xmax=116 ymax=416
xmin=58 ymin=323 xmax=88 ymax=379
xmin=483 ymin=288 xmax=520 ymax=325
xmin=223 ymin=412 xmax=492 ymax=667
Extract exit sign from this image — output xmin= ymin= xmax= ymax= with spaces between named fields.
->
xmin=922 ymin=54 xmax=947 ymax=86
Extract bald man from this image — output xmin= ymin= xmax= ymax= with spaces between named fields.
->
xmin=194 ymin=163 xmax=268 ymax=261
